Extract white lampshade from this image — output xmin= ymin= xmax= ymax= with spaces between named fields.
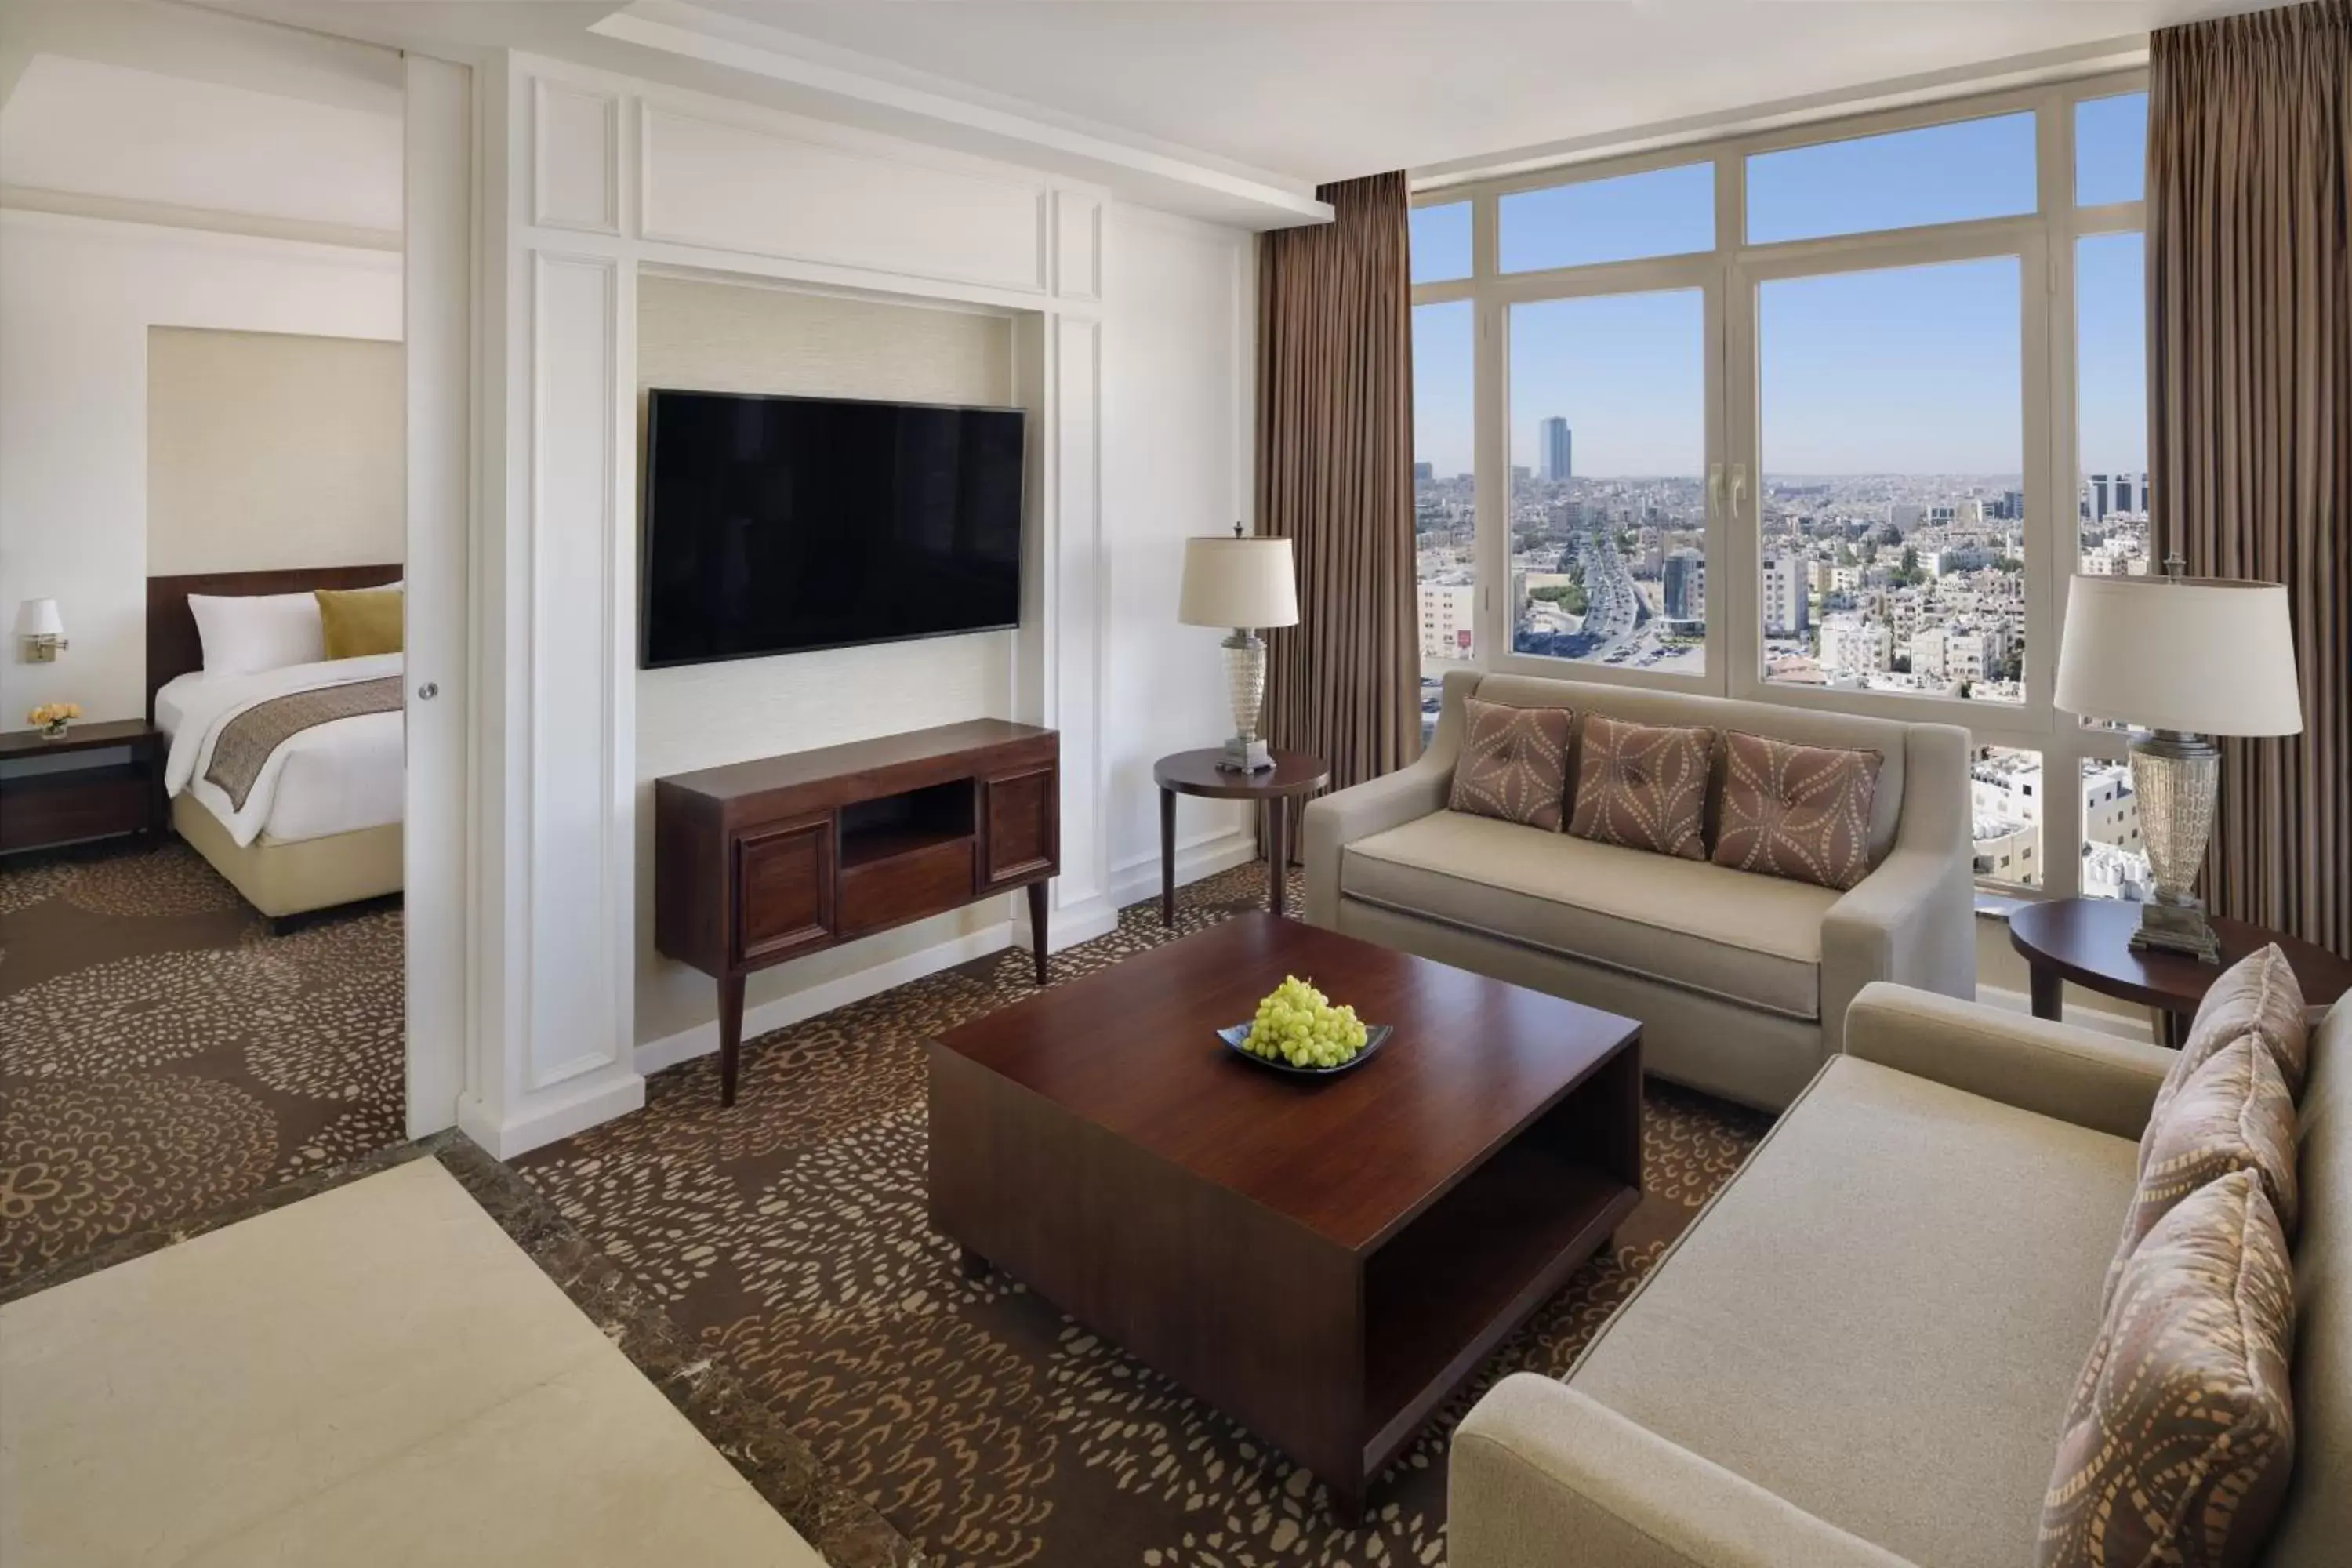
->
xmin=1178 ymin=535 xmax=1299 ymax=630
xmin=2055 ymin=575 xmax=2303 ymax=736
xmin=13 ymin=597 xmax=63 ymax=638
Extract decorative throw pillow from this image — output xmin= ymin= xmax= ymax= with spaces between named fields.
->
xmin=1447 ymin=698 xmax=1573 ymax=831
xmin=2154 ymin=945 xmax=2310 ymax=1127
xmin=1566 ymin=714 xmax=1713 ymax=860
xmin=2039 ymin=1168 xmax=2297 ymax=1568
xmin=2103 ymin=1036 xmax=2298 ymax=1311
xmin=1709 ymin=731 xmax=1882 ymax=891
xmin=315 ymin=586 xmax=405 ymax=660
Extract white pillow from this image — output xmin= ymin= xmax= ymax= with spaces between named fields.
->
xmin=189 ymin=590 xmax=326 ymax=675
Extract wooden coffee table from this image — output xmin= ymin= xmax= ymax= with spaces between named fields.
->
xmin=927 ymin=913 xmax=1642 ymax=1521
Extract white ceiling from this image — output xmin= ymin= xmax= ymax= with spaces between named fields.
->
xmin=621 ymin=0 xmax=2268 ymax=183
xmin=1 ymin=53 xmax=403 ymax=234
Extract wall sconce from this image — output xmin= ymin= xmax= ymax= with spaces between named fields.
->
xmin=15 ymin=599 xmax=67 ymax=662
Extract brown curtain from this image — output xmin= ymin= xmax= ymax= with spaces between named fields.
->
xmin=1256 ymin=171 xmax=1420 ymax=793
xmin=2149 ymin=0 xmax=2352 ymax=957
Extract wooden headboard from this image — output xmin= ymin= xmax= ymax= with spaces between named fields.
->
xmin=145 ymin=564 xmax=402 ymax=720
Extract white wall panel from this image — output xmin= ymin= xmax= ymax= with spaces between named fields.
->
xmin=525 ymin=250 xmax=624 ymax=1090
xmin=1052 ymin=315 xmax=1105 ymax=915
xmin=1054 ymin=191 xmax=1102 ymax=302
xmin=532 ymin=80 xmax=620 ymax=234
xmin=641 ymin=106 xmax=1047 ymax=292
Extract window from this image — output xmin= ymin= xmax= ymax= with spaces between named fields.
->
xmin=1500 ymin=163 xmax=1714 ymax=274
xmin=1972 ymin=746 xmax=2045 ymax=888
xmin=2079 ymin=756 xmax=2151 ymax=899
xmin=1746 ymin=113 xmax=2037 ymax=244
xmin=2075 ymin=93 xmax=2149 ymax=207
xmin=1757 ymin=256 xmax=2025 ymax=704
xmin=1508 ymin=290 xmax=1708 ymax=670
xmin=1410 ymin=74 xmax=2148 ymax=897
xmin=1410 ymin=202 xmax=1472 ymax=284
xmin=1414 ymin=300 xmax=1475 ymax=668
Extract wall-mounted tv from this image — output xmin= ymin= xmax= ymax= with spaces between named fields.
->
xmin=639 ymin=389 xmax=1026 ymax=669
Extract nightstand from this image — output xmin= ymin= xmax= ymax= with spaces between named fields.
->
xmin=0 ymin=720 xmax=165 ymax=854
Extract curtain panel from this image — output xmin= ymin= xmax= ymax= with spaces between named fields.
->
xmin=1255 ymin=170 xmax=1421 ymax=794
xmin=2148 ymin=0 xmax=2352 ymax=955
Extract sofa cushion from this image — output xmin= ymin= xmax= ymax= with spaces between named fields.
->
xmin=1341 ymin=811 xmax=1835 ymax=1018
xmin=2157 ymin=945 xmax=2310 ymax=1122
xmin=2039 ymin=1169 xmax=2298 ymax=1568
xmin=1568 ymin=1054 xmax=2139 ymax=1568
xmin=1566 ymin=713 xmax=1713 ymax=860
xmin=1711 ymin=731 xmax=1882 ymax=891
xmin=2105 ymin=1036 xmax=2299 ymax=1308
xmin=1448 ymin=697 xmax=1573 ymax=831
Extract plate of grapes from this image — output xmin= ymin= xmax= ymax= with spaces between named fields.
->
xmin=1217 ymin=974 xmax=1392 ymax=1077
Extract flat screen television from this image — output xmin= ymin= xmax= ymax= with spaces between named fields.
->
xmin=639 ymin=389 xmax=1026 ymax=668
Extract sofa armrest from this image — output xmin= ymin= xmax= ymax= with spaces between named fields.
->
xmin=1817 ymin=724 xmax=1976 ymax=1053
xmin=1843 ymin=982 xmax=2172 ymax=1141
xmin=1299 ymin=670 xmax=1471 ymax=927
xmin=1450 ymin=1377 xmax=1915 ymax=1568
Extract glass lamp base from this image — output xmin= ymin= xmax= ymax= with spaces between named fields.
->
xmin=2130 ymin=899 xmax=2224 ymax=964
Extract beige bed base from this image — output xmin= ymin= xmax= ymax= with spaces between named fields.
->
xmin=172 ymin=794 xmax=403 ymax=920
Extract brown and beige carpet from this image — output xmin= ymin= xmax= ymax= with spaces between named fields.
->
xmin=0 ymin=842 xmax=405 ymax=1287
xmin=521 ymin=862 xmax=1770 ymax=1568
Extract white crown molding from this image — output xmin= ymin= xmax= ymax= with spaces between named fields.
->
xmin=0 ymin=185 xmax=401 ymax=252
xmin=587 ymin=1 xmax=1330 ymax=231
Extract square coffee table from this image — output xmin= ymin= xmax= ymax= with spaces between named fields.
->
xmin=927 ymin=913 xmax=1642 ymax=1520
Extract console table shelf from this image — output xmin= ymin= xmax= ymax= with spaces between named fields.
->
xmin=655 ymin=720 xmax=1059 ymax=1104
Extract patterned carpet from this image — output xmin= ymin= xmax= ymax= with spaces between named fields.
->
xmin=0 ymin=842 xmax=405 ymax=1286
xmin=521 ymin=862 xmax=1771 ymax=1568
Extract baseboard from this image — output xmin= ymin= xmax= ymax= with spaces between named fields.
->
xmin=634 ymin=924 xmax=1017 ymax=1076
xmin=1974 ymin=983 xmax=2155 ymax=1044
xmin=456 ymin=1070 xmax=647 ymax=1160
xmin=1106 ymin=827 xmax=1260 ymax=911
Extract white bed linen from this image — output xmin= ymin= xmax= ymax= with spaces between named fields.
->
xmin=159 ymin=655 xmax=405 ymax=847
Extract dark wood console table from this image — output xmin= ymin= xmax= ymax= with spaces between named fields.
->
xmin=655 ymin=720 xmax=1059 ymax=1104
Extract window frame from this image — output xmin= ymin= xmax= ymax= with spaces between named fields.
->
xmin=1410 ymin=68 xmax=2149 ymax=898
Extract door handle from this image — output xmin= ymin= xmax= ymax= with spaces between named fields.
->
xmin=416 ymin=682 xmax=439 ymax=701
xmin=1708 ymin=463 xmax=1726 ymax=523
xmin=1730 ymin=464 xmax=1749 ymax=518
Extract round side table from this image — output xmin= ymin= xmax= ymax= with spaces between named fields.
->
xmin=2008 ymin=897 xmax=2352 ymax=1047
xmin=1152 ymin=749 xmax=1330 ymax=924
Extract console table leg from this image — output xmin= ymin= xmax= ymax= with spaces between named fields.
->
xmin=959 ymin=1247 xmax=991 ymax=1281
xmin=1160 ymin=786 xmax=1177 ymax=928
xmin=1027 ymin=880 xmax=1048 ymax=985
xmin=718 ymin=973 xmax=746 ymax=1106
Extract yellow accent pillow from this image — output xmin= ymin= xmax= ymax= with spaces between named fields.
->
xmin=315 ymin=586 xmax=404 ymax=659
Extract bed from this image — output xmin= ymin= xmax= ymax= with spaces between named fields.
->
xmin=146 ymin=566 xmax=405 ymax=924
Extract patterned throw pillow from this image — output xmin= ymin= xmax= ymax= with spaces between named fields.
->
xmin=2103 ymin=1036 xmax=2299 ymax=1310
xmin=1447 ymin=698 xmax=1573 ymax=831
xmin=2039 ymin=1169 xmax=2297 ymax=1568
xmin=1709 ymin=731 xmax=1882 ymax=891
xmin=2154 ymin=945 xmax=2310 ymax=1127
xmin=1566 ymin=714 xmax=1713 ymax=861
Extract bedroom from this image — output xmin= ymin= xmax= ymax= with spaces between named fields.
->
xmin=0 ymin=0 xmax=418 ymax=1275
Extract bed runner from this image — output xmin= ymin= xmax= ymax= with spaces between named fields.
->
xmin=205 ymin=676 xmax=401 ymax=811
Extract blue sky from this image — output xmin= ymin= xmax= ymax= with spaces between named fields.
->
xmin=1411 ymin=93 xmax=2150 ymax=481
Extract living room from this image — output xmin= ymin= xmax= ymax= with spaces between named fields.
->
xmin=1 ymin=2 xmax=2346 ymax=1566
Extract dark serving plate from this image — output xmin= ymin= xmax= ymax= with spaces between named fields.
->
xmin=1215 ymin=1022 xmax=1395 ymax=1077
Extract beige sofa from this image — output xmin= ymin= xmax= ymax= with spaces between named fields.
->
xmin=1449 ymin=984 xmax=2349 ymax=1568
xmin=1301 ymin=670 xmax=1976 ymax=1110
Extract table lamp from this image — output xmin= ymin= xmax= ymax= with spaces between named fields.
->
xmin=2053 ymin=563 xmax=2303 ymax=962
xmin=1178 ymin=525 xmax=1299 ymax=772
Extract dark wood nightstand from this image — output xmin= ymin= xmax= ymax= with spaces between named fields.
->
xmin=0 ymin=720 xmax=165 ymax=855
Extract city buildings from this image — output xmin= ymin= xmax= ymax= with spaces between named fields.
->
xmin=1661 ymin=548 xmax=1706 ymax=628
xmin=1969 ymin=751 xmax=2150 ymax=898
xmin=1761 ymin=554 xmax=1809 ymax=637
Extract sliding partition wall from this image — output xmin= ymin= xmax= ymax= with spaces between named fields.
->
xmin=1411 ymin=75 xmax=2152 ymax=900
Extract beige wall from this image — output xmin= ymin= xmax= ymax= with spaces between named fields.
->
xmin=633 ymin=274 xmax=1025 ymax=1048
xmin=146 ymin=326 xmax=403 ymax=574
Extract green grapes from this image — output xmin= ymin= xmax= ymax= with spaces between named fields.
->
xmin=1241 ymin=974 xmax=1370 ymax=1069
